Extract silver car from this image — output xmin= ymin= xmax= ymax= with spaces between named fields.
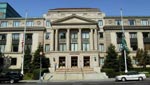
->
xmin=115 ymin=71 xmax=146 ymax=81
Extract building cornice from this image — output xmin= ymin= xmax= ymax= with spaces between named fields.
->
xmin=104 ymin=26 xmax=150 ymax=30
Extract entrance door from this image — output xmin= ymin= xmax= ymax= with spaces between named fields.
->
xmin=84 ymin=56 xmax=90 ymax=67
xmin=59 ymin=57 xmax=65 ymax=68
xmin=71 ymin=56 xmax=78 ymax=67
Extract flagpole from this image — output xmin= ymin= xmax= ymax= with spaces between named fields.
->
xmin=120 ymin=8 xmax=128 ymax=73
xmin=21 ymin=11 xmax=28 ymax=75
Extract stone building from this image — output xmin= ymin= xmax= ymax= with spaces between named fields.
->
xmin=0 ymin=3 xmax=150 ymax=80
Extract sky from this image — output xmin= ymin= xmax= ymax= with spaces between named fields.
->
xmin=1 ymin=0 xmax=150 ymax=17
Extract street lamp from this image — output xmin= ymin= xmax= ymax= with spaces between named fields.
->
xmin=39 ymin=51 xmax=43 ymax=82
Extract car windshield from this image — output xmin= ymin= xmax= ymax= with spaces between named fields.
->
xmin=126 ymin=71 xmax=139 ymax=75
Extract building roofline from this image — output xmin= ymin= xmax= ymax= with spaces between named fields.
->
xmin=104 ymin=16 xmax=150 ymax=19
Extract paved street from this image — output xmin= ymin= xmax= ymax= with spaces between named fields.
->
xmin=1 ymin=78 xmax=150 ymax=85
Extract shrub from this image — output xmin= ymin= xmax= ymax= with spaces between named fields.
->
xmin=101 ymin=68 xmax=117 ymax=78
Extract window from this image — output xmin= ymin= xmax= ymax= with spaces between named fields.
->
xmin=12 ymin=45 xmax=18 ymax=52
xmin=26 ymin=21 xmax=34 ymax=26
xmin=117 ymin=43 xmax=122 ymax=51
xmin=71 ymin=43 xmax=78 ymax=51
xmin=46 ymin=20 xmax=51 ymax=27
xmin=0 ymin=45 xmax=5 ymax=52
xmin=131 ymin=44 xmax=138 ymax=51
xmin=13 ymin=21 xmax=20 ymax=27
xmin=59 ymin=43 xmax=66 ymax=51
xmin=116 ymin=32 xmax=123 ymax=38
xmin=130 ymin=32 xmax=137 ymax=38
xmin=11 ymin=58 xmax=17 ymax=65
xmin=98 ymin=20 xmax=103 ymax=26
xmin=45 ymin=32 xmax=50 ymax=40
xmin=99 ymin=44 xmax=104 ymax=52
xmin=100 ymin=57 xmax=104 ymax=65
xmin=82 ymin=32 xmax=89 ymax=39
xmin=82 ymin=43 xmax=89 ymax=51
xmin=71 ymin=33 xmax=78 ymax=39
xmin=25 ymin=34 xmax=32 ymax=40
xmin=0 ymin=34 xmax=6 ymax=40
xmin=45 ymin=44 xmax=50 ymax=52
xmin=141 ymin=19 xmax=148 ymax=26
xmin=143 ymin=32 xmax=150 ymax=38
xmin=115 ymin=20 xmax=122 ymax=25
xmin=12 ymin=33 xmax=19 ymax=40
xmin=128 ymin=20 xmax=135 ymax=26
xmin=25 ymin=45 xmax=32 ymax=51
xmin=59 ymin=32 xmax=66 ymax=39
xmin=99 ymin=32 xmax=103 ymax=38
xmin=1 ymin=21 xmax=8 ymax=27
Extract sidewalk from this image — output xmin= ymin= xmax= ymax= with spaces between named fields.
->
xmin=20 ymin=78 xmax=115 ymax=83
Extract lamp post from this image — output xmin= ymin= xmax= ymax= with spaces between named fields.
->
xmin=39 ymin=51 xmax=43 ymax=83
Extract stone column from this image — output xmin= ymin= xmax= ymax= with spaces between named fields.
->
xmin=94 ymin=29 xmax=98 ymax=50
xmin=51 ymin=29 xmax=54 ymax=51
xmin=55 ymin=29 xmax=58 ymax=51
xmin=5 ymin=33 xmax=12 ymax=52
xmin=137 ymin=32 xmax=144 ymax=49
xmin=66 ymin=29 xmax=70 ymax=51
xmin=78 ymin=29 xmax=82 ymax=51
xmin=90 ymin=29 xmax=94 ymax=50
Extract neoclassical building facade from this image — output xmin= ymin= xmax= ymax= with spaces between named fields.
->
xmin=0 ymin=3 xmax=150 ymax=76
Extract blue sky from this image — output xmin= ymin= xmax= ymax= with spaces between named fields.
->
xmin=1 ymin=0 xmax=150 ymax=17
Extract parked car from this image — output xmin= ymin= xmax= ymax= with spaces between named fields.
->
xmin=0 ymin=71 xmax=23 ymax=83
xmin=115 ymin=71 xmax=146 ymax=82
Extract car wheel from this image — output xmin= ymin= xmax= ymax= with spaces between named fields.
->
xmin=138 ymin=77 xmax=143 ymax=81
xmin=121 ymin=77 xmax=126 ymax=82
xmin=10 ymin=79 xmax=14 ymax=84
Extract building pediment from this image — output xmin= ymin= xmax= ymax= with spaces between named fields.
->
xmin=52 ymin=14 xmax=97 ymax=25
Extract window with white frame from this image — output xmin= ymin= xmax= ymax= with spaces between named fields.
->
xmin=13 ymin=21 xmax=20 ymax=27
xmin=45 ymin=44 xmax=50 ymax=52
xmin=12 ymin=44 xmax=19 ymax=52
xmin=128 ymin=20 xmax=135 ymax=26
xmin=26 ymin=21 xmax=34 ymax=26
xmin=59 ymin=43 xmax=66 ymax=51
xmin=82 ymin=43 xmax=89 ymax=51
xmin=129 ymin=32 xmax=137 ymax=38
xmin=98 ymin=20 xmax=103 ymax=26
xmin=82 ymin=32 xmax=89 ymax=39
xmin=0 ymin=34 xmax=6 ymax=40
xmin=141 ymin=19 xmax=148 ymax=26
xmin=59 ymin=32 xmax=66 ymax=39
xmin=99 ymin=57 xmax=104 ymax=65
xmin=46 ymin=20 xmax=51 ymax=27
xmin=1 ymin=21 xmax=8 ymax=27
xmin=115 ymin=20 xmax=122 ymax=25
xmin=71 ymin=43 xmax=78 ymax=51
xmin=71 ymin=33 xmax=78 ymax=39
xmin=12 ymin=33 xmax=19 ymax=40
xmin=99 ymin=44 xmax=104 ymax=52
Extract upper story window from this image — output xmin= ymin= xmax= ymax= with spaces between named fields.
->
xmin=98 ymin=20 xmax=103 ymax=26
xmin=82 ymin=32 xmax=89 ymax=39
xmin=12 ymin=33 xmax=19 ymax=40
xmin=59 ymin=32 xmax=66 ymax=39
xmin=0 ymin=34 xmax=6 ymax=40
xmin=46 ymin=20 xmax=51 ymax=27
xmin=1 ymin=21 xmax=8 ymax=27
xmin=128 ymin=20 xmax=135 ymax=26
xmin=143 ymin=32 xmax=150 ymax=38
xmin=25 ymin=34 xmax=32 ymax=40
xmin=71 ymin=33 xmax=78 ymax=39
xmin=26 ymin=21 xmax=34 ymax=26
xmin=115 ymin=20 xmax=122 ymax=26
xmin=45 ymin=32 xmax=50 ymax=40
xmin=13 ymin=21 xmax=20 ymax=27
xmin=129 ymin=32 xmax=137 ymax=38
xmin=99 ymin=43 xmax=104 ymax=52
xmin=141 ymin=19 xmax=148 ymax=26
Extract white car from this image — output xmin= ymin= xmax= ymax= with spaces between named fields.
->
xmin=115 ymin=71 xmax=146 ymax=81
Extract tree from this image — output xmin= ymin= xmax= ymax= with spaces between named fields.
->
xmin=32 ymin=44 xmax=50 ymax=70
xmin=103 ymin=44 xmax=119 ymax=71
xmin=136 ymin=48 xmax=150 ymax=69
xmin=24 ymin=46 xmax=32 ymax=72
xmin=118 ymin=50 xmax=132 ymax=72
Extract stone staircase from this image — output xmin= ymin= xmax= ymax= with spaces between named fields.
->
xmin=43 ymin=68 xmax=108 ymax=81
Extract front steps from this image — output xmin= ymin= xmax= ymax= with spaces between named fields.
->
xmin=43 ymin=68 xmax=108 ymax=80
